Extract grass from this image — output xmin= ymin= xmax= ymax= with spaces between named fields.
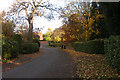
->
xmin=64 ymin=49 xmax=120 ymax=79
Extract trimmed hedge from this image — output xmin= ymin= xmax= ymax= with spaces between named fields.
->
xmin=72 ymin=39 xmax=104 ymax=54
xmin=48 ymin=41 xmax=66 ymax=49
xmin=33 ymin=39 xmax=40 ymax=47
xmin=12 ymin=34 xmax=22 ymax=44
xmin=49 ymin=41 xmax=60 ymax=47
xmin=49 ymin=41 xmax=66 ymax=48
xmin=61 ymin=44 xmax=66 ymax=49
xmin=50 ymin=43 xmax=60 ymax=47
xmin=21 ymin=43 xmax=39 ymax=54
xmin=2 ymin=39 xmax=19 ymax=59
xmin=13 ymin=34 xmax=22 ymax=53
xmin=104 ymin=36 xmax=120 ymax=73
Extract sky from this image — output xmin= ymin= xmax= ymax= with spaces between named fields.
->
xmin=0 ymin=0 xmax=14 ymax=12
xmin=0 ymin=0 xmax=65 ymax=34
xmin=1 ymin=0 xmax=117 ymax=34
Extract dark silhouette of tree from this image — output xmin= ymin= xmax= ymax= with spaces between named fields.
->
xmin=99 ymin=2 xmax=120 ymax=37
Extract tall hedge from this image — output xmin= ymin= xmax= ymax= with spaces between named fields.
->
xmin=33 ymin=39 xmax=40 ymax=47
xmin=13 ymin=34 xmax=22 ymax=44
xmin=2 ymin=39 xmax=19 ymax=59
xmin=13 ymin=34 xmax=22 ymax=53
xmin=72 ymin=39 xmax=104 ymax=54
xmin=21 ymin=43 xmax=39 ymax=54
xmin=104 ymin=36 xmax=120 ymax=73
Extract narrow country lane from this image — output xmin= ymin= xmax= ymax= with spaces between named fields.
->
xmin=3 ymin=43 xmax=75 ymax=78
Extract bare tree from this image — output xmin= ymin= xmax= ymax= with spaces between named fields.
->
xmin=8 ymin=0 xmax=60 ymax=42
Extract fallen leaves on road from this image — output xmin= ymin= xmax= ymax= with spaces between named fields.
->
xmin=64 ymin=49 xmax=120 ymax=79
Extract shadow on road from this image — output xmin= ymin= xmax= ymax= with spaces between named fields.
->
xmin=3 ymin=42 xmax=76 ymax=78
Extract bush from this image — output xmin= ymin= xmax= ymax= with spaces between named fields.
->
xmin=2 ymin=39 xmax=19 ymax=59
xmin=13 ymin=34 xmax=22 ymax=52
xmin=21 ymin=43 xmax=39 ymax=54
xmin=33 ymin=39 xmax=40 ymax=47
xmin=61 ymin=44 xmax=66 ymax=49
xmin=72 ymin=39 xmax=104 ymax=54
xmin=104 ymin=36 xmax=120 ymax=73
xmin=33 ymin=43 xmax=39 ymax=52
xmin=10 ymin=41 xmax=19 ymax=58
xmin=13 ymin=34 xmax=22 ymax=43
xmin=49 ymin=41 xmax=61 ymax=47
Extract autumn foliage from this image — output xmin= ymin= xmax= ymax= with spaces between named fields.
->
xmin=60 ymin=2 xmax=104 ymax=42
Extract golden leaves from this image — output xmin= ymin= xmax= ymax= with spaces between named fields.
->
xmin=64 ymin=49 xmax=120 ymax=79
xmin=60 ymin=1 xmax=105 ymax=42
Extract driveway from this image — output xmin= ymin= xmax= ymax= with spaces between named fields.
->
xmin=3 ymin=43 xmax=75 ymax=78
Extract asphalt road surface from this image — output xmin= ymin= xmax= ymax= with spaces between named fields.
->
xmin=3 ymin=43 xmax=75 ymax=78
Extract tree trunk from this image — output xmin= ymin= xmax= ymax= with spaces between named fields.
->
xmin=27 ymin=18 xmax=33 ymax=43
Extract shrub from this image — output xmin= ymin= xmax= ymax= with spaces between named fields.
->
xmin=21 ymin=43 xmax=39 ymax=54
xmin=12 ymin=34 xmax=22 ymax=44
xmin=61 ymin=44 xmax=66 ymax=49
xmin=2 ymin=39 xmax=19 ymax=59
xmin=13 ymin=34 xmax=22 ymax=52
xmin=104 ymin=36 xmax=120 ymax=73
xmin=33 ymin=39 xmax=40 ymax=47
xmin=33 ymin=43 xmax=39 ymax=52
xmin=9 ymin=41 xmax=19 ymax=58
xmin=72 ymin=39 xmax=104 ymax=54
xmin=49 ymin=41 xmax=62 ymax=47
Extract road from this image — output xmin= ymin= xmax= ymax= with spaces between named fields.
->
xmin=3 ymin=43 xmax=75 ymax=78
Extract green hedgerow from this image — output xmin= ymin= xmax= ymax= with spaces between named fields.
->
xmin=104 ymin=36 xmax=120 ymax=73
xmin=2 ymin=39 xmax=19 ymax=59
xmin=72 ymin=39 xmax=104 ymax=54
xmin=21 ymin=43 xmax=39 ymax=54
xmin=33 ymin=39 xmax=40 ymax=47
